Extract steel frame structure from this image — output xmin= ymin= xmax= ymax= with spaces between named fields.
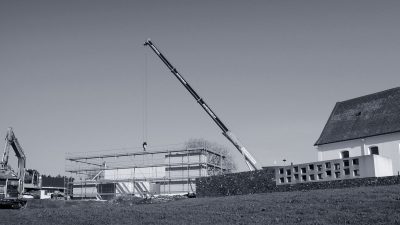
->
xmin=65 ymin=147 xmax=226 ymax=199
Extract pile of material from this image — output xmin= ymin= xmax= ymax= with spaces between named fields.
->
xmin=108 ymin=195 xmax=187 ymax=205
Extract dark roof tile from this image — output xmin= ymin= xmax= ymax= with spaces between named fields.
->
xmin=315 ymin=87 xmax=400 ymax=145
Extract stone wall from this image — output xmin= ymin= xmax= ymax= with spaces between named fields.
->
xmin=196 ymin=169 xmax=400 ymax=197
xmin=196 ymin=169 xmax=276 ymax=197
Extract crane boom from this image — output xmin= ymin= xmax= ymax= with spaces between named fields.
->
xmin=144 ymin=39 xmax=258 ymax=171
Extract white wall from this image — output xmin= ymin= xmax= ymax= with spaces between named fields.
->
xmin=160 ymin=183 xmax=194 ymax=193
xmin=114 ymin=181 xmax=151 ymax=196
xmin=276 ymin=155 xmax=393 ymax=185
xmin=104 ymin=167 xmax=166 ymax=180
xmin=373 ymin=155 xmax=393 ymax=177
xmin=166 ymin=155 xmax=206 ymax=164
xmin=167 ymin=168 xmax=207 ymax=179
xmin=358 ymin=156 xmax=375 ymax=177
xmin=316 ymin=132 xmax=400 ymax=175
xmin=73 ymin=186 xmax=97 ymax=198
xmin=317 ymin=139 xmax=364 ymax=160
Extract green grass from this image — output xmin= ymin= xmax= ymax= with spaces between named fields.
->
xmin=1 ymin=185 xmax=400 ymax=225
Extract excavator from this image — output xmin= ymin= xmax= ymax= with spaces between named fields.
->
xmin=0 ymin=127 xmax=28 ymax=209
xmin=144 ymin=39 xmax=259 ymax=171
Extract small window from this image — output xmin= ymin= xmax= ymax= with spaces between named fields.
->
xmin=370 ymin=146 xmax=379 ymax=155
xmin=334 ymin=163 xmax=340 ymax=170
xmin=309 ymin=174 xmax=315 ymax=181
xmin=325 ymin=162 xmax=331 ymax=169
xmin=301 ymin=167 xmax=307 ymax=173
xmin=344 ymin=160 xmax=349 ymax=167
xmin=293 ymin=167 xmax=299 ymax=173
xmin=279 ymin=168 xmax=284 ymax=174
xmin=302 ymin=175 xmax=307 ymax=181
xmin=353 ymin=170 xmax=360 ymax=176
xmin=317 ymin=165 xmax=322 ymax=171
xmin=352 ymin=158 xmax=359 ymax=165
xmin=294 ymin=174 xmax=299 ymax=180
xmin=309 ymin=164 xmax=314 ymax=170
xmin=318 ymin=173 xmax=323 ymax=180
xmin=287 ymin=177 xmax=292 ymax=183
xmin=344 ymin=168 xmax=350 ymax=175
xmin=279 ymin=177 xmax=285 ymax=183
xmin=286 ymin=169 xmax=291 ymax=176
xmin=341 ymin=151 xmax=349 ymax=158
xmin=335 ymin=171 xmax=341 ymax=178
xmin=326 ymin=170 xmax=332 ymax=176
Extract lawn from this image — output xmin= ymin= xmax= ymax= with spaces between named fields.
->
xmin=1 ymin=185 xmax=400 ymax=225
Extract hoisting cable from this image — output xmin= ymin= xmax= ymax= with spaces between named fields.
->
xmin=142 ymin=49 xmax=148 ymax=151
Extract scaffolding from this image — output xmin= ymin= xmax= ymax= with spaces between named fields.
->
xmin=65 ymin=146 xmax=226 ymax=200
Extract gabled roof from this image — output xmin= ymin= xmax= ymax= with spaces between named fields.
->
xmin=315 ymin=87 xmax=400 ymax=146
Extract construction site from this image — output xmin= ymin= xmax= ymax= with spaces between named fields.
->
xmin=3 ymin=1 xmax=400 ymax=224
xmin=0 ymin=0 xmax=400 ymax=225
xmin=1 ymin=39 xmax=258 ymax=209
xmin=65 ymin=146 xmax=226 ymax=199
xmin=2 ymin=37 xmax=400 ymax=209
xmin=60 ymin=39 xmax=256 ymax=200
xmin=3 ymin=38 xmax=400 ymax=207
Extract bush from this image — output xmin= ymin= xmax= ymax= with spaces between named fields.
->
xmin=184 ymin=138 xmax=237 ymax=172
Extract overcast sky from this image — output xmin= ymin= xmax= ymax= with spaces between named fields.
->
xmin=1 ymin=0 xmax=400 ymax=175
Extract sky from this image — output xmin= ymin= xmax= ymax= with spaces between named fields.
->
xmin=1 ymin=0 xmax=400 ymax=175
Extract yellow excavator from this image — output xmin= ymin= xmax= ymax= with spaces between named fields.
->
xmin=0 ymin=127 xmax=28 ymax=209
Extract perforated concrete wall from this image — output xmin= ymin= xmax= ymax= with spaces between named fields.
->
xmin=196 ymin=169 xmax=400 ymax=197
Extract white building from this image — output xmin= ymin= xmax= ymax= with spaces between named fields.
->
xmin=276 ymin=87 xmax=399 ymax=185
xmin=315 ymin=87 xmax=400 ymax=176
xmin=276 ymin=154 xmax=392 ymax=185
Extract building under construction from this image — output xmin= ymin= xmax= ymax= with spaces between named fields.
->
xmin=65 ymin=146 xmax=227 ymax=200
xmin=64 ymin=40 xmax=259 ymax=200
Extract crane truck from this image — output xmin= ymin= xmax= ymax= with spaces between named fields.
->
xmin=144 ymin=39 xmax=259 ymax=171
xmin=0 ymin=127 xmax=28 ymax=209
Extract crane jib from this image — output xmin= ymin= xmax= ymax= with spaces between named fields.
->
xmin=144 ymin=39 xmax=258 ymax=171
xmin=174 ymin=72 xmax=187 ymax=85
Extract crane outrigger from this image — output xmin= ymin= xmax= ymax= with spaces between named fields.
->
xmin=144 ymin=39 xmax=258 ymax=171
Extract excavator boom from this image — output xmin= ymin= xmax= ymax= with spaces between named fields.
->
xmin=144 ymin=39 xmax=258 ymax=171
xmin=4 ymin=128 xmax=26 ymax=184
xmin=0 ymin=127 xmax=27 ymax=209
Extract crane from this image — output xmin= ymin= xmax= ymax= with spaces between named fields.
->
xmin=144 ymin=39 xmax=258 ymax=171
xmin=0 ymin=127 xmax=27 ymax=208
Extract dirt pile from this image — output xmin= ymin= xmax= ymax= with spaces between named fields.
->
xmin=108 ymin=195 xmax=188 ymax=205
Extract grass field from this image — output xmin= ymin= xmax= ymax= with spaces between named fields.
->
xmin=1 ymin=185 xmax=400 ymax=225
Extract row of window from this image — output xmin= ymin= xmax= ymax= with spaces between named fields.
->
xmin=279 ymin=169 xmax=360 ymax=183
xmin=278 ymin=158 xmax=359 ymax=175
xmin=340 ymin=146 xmax=379 ymax=159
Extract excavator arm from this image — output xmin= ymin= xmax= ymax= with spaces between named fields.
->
xmin=2 ymin=128 xmax=26 ymax=192
xmin=1 ymin=140 xmax=10 ymax=167
xmin=144 ymin=39 xmax=258 ymax=171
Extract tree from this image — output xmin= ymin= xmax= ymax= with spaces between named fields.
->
xmin=184 ymin=138 xmax=237 ymax=172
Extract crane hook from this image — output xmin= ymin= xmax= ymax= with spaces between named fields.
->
xmin=142 ymin=142 xmax=147 ymax=151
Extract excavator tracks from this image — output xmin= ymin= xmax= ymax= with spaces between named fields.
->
xmin=0 ymin=199 xmax=27 ymax=209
